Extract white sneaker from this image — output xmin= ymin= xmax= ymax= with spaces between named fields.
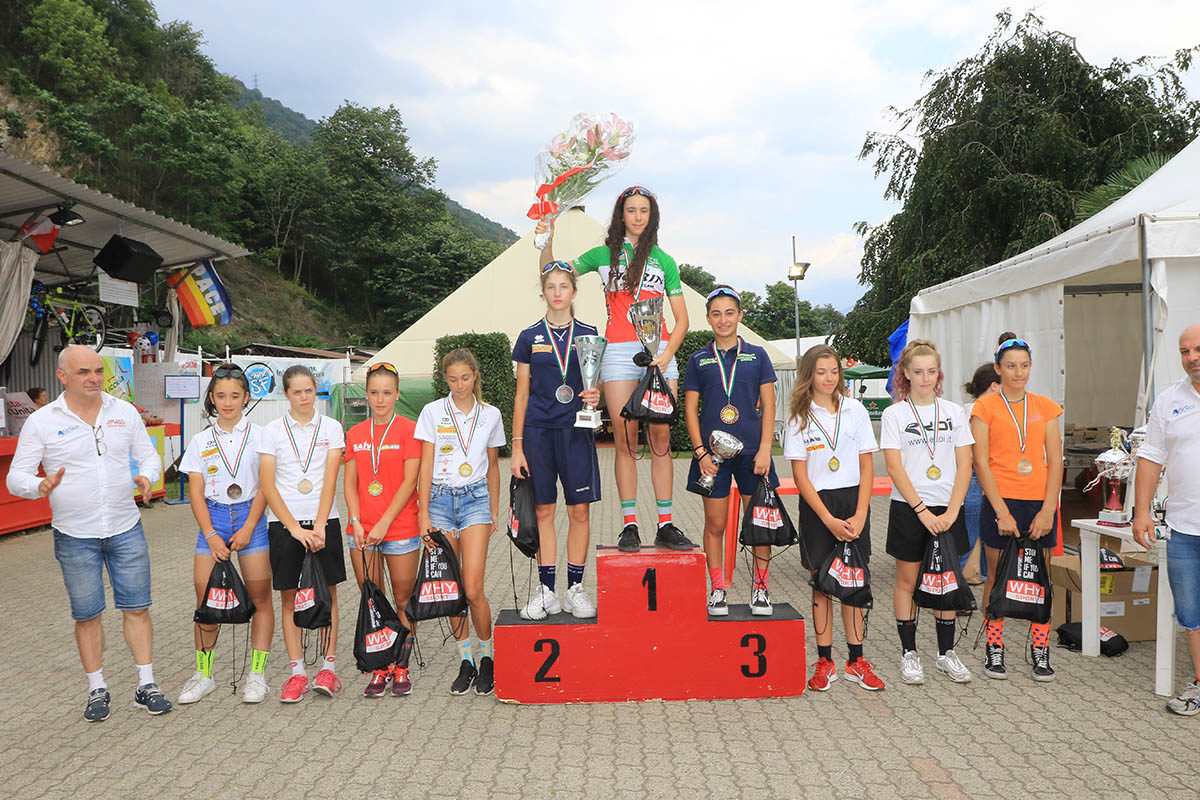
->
xmin=750 ymin=588 xmax=773 ymax=616
xmin=936 ymin=650 xmax=972 ymax=683
xmin=178 ymin=671 xmax=216 ymax=704
xmin=242 ymin=671 xmax=269 ymax=703
xmin=519 ymin=584 xmax=561 ymax=620
xmin=707 ymin=588 xmax=729 ymax=616
xmin=900 ymin=650 xmax=925 ymax=685
xmin=562 ymin=584 xmax=597 ymax=618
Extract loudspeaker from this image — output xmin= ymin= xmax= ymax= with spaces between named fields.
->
xmin=94 ymin=236 xmax=164 ymax=283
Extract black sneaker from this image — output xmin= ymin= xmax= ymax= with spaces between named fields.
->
xmin=450 ymin=660 xmax=477 ymax=696
xmin=1031 ymin=646 xmax=1056 ymax=682
xmin=84 ymin=688 xmax=110 ymax=723
xmin=617 ymin=524 xmax=640 ymax=552
xmin=653 ymin=523 xmax=694 ymax=550
xmin=475 ymin=656 xmax=495 ymax=696
xmin=133 ymin=683 xmax=173 ymax=715
xmin=984 ymin=643 xmax=1007 ymax=680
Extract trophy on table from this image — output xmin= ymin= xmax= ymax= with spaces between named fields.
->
xmin=1095 ymin=427 xmax=1134 ymax=527
xmin=574 ymin=335 xmax=607 ymax=429
xmin=691 ymin=431 xmax=744 ymax=496
xmin=628 ymin=296 xmax=663 ymax=368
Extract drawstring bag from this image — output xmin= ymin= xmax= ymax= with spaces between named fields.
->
xmin=1099 ymin=547 xmax=1125 ymax=570
xmin=620 ymin=365 xmax=676 ymax=423
xmin=407 ymin=530 xmax=468 ymax=622
xmin=913 ymin=535 xmax=977 ymax=612
xmin=353 ymin=554 xmax=407 ymax=672
xmin=194 ymin=558 xmax=256 ymax=625
xmin=740 ymin=478 xmax=798 ymax=547
xmin=987 ymin=535 xmax=1052 ymax=623
xmin=811 ymin=540 xmax=873 ymax=608
xmin=293 ymin=550 xmax=333 ymax=629
xmin=1056 ymin=621 xmax=1129 ymax=656
xmin=507 ymin=476 xmax=539 ymax=559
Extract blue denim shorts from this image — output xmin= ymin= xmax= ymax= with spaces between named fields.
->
xmin=345 ymin=534 xmax=422 ymax=556
xmin=1167 ymin=531 xmax=1200 ymax=630
xmin=599 ymin=340 xmax=680 ymax=383
xmin=195 ymin=498 xmax=270 ymax=556
xmin=53 ymin=522 xmax=152 ymax=621
xmin=428 ymin=481 xmax=493 ymax=531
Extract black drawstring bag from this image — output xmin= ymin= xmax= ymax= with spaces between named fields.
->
xmin=811 ymin=540 xmax=873 ymax=608
xmin=1099 ymin=547 xmax=1125 ymax=570
xmin=293 ymin=550 xmax=333 ymax=629
xmin=353 ymin=556 xmax=407 ymax=672
xmin=740 ymin=478 xmax=798 ymax=547
xmin=1056 ymin=621 xmax=1129 ymax=656
xmin=913 ymin=535 xmax=977 ymax=612
xmin=507 ymin=476 xmax=539 ymax=559
xmin=407 ymin=530 xmax=468 ymax=622
xmin=620 ymin=365 xmax=677 ymax=423
xmin=193 ymin=558 xmax=256 ymax=625
xmin=987 ymin=535 xmax=1052 ymax=623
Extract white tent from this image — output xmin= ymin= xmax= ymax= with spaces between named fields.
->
xmin=908 ymin=136 xmax=1200 ymax=427
xmin=355 ymin=208 xmax=793 ymax=381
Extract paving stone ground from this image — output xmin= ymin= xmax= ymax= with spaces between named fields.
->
xmin=2 ymin=449 xmax=1198 ymax=799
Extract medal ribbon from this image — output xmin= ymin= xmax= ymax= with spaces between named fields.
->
xmin=711 ymin=337 xmax=742 ymax=406
xmin=446 ymin=399 xmax=481 ymax=463
xmin=212 ymin=421 xmax=249 ymax=479
xmin=284 ymin=414 xmax=321 ymax=475
xmin=542 ymin=317 xmax=576 ymax=383
xmin=906 ymin=398 xmax=941 ymax=463
xmin=370 ymin=414 xmax=397 ymax=476
xmin=1001 ymin=395 xmax=1028 ymax=455
xmin=808 ymin=399 xmax=842 ymax=455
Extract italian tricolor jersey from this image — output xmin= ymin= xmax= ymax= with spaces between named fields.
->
xmin=572 ymin=242 xmax=682 ymax=343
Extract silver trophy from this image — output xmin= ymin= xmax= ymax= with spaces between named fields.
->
xmin=574 ymin=334 xmax=607 ymax=429
xmin=693 ymin=431 xmax=744 ymax=495
xmin=627 ymin=296 xmax=664 ymax=367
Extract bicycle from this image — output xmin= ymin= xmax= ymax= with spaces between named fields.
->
xmin=25 ymin=281 xmax=108 ymax=366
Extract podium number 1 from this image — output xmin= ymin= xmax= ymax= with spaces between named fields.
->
xmin=642 ymin=568 xmax=657 ymax=611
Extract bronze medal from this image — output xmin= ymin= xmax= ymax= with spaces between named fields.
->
xmin=367 ymin=480 xmax=383 ymax=497
xmin=226 ymin=482 xmax=243 ymax=501
xmin=719 ymin=404 xmax=739 ymax=425
xmin=297 ymin=478 xmax=314 ymax=494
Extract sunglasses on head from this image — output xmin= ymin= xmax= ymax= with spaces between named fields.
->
xmin=621 ymin=186 xmax=656 ymax=200
xmin=213 ymin=365 xmax=245 ymax=379
xmin=995 ymin=338 xmax=1031 ymax=361
xmin=706 ymin=287 xmax=740 ymax=302
xmin=367 ymin=362 xmax=398 ymax=376
xmin=541 ymin=261 xmax=574 ymax=274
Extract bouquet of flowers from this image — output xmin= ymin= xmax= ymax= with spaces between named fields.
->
xmin=527 ymin=112 xmax=635 ymax=249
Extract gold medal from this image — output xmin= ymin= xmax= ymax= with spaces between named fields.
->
xmin=719 ymin=404 xmax=739 ymax=425
xmin=1017 ymin=459 xmax=1034 ymax=475
xmin=926 ymin=465 xmax=941 ymax=481
xmin=459 ymin=463 xmax=474 ymax=478
xmin=829 ymin=456 xmax=840 ymax=472
xmin=367 ymin=480 xmax=383 ymax=497
xmin=297 ymin=478 xmax=314 ymax=494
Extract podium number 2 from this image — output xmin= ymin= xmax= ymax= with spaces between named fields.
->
xmin=740 ymin=634 xmax=767 ymax=678
xmin=642 ymin=568 xmax=657 ymax=611
xmin=534 ymin=638 xmax=560 ymax=683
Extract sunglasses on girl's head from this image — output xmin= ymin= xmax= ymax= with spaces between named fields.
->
xmin=621 ymin=186 xmax=656 ymax=200
xmin=706 ymin=287 xmax=740 ymax=302
xmin=367 ymin=362 xmax=398 ymax=376
xmin=541 ymin=261 xmax=573 ymax=274
xmin=213 ymin=365 xmax=245 ymax=379
xmin=995 ymin=338 xmax=1032 ymax=360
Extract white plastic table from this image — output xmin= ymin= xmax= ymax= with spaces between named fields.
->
xmin=1072 ymin=519 xmax=1175 ymax=696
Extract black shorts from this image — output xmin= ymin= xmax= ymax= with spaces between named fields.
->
xmin=978 ymin=497 xmax=1058 ymax=550
xmin=885 ymin=500 xmax=970 ymax=563
xmin=268 ymin=519 xmax=347 ymax=591
xmin=797 ymin=486 xmax=871 ymax=572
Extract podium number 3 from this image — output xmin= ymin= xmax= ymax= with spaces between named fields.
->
xmin=740 ymin=634 xmax=767 ymax=678
xmin=642 ymin=568 xmax=657 ymax=611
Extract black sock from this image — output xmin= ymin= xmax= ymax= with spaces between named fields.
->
xmin=848 ymin=643 xmax=864 ymax=663
xmin=935 ymin=618 xmax=956 ymax=655
xmin=398 ymin=636 xmax=413 ymax=668
xmin=896 ymin=618 xmax=918 ymax=652
xmin=818 ymin=644 xmax=833 ymax=661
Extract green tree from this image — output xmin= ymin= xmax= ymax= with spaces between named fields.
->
xmin=838 ymin=12 xmax=1199 ymax=365
xmin=678 ymin=263 xmax=717 ymax=294
xmin=23 ymin=0 xmax=117 ymax=97
xmin=740 ymin=281 xmax=841 ymax=340
xmin=1075 ymin=153 xmax=1170 ymax=223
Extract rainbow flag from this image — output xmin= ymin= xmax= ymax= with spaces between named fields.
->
xmin=167 ymin=260 xmax=233 ymax=326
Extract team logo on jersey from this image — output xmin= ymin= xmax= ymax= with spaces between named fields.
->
xmin=206 ymin=464 xmax=219 ymax=475
xmin=533 ymin=334 xmax=545 ymax=343
xmin=201 ymin=446 xmax=219 ymax=458
xmin=439 ymin=444 xmax=454 ymax=454
xmin=531 ymin=344 xmax=554 ymax=354
xmin=352 ymin=442 xmax=372 ymax=453
xmin=105 ymin=418 xmax=126 ymax=428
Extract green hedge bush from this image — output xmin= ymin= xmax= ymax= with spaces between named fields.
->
xmin=433 ymin=332 xmax=515 ymax=455
xmin=670 ymin=330 xmax=716 ymax=452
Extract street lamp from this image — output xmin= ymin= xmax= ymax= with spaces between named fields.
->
xmin=788 ymin=236 xmax=811 ymax=365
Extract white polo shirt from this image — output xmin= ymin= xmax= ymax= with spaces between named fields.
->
xmin=880 ymin=398 xmax=974 ymax=507
xmin=1138 ymin=378 xmax=1200 ymax=536
xmin=5 ymin=392 xmax=161 ymax=539
xmin=180 ymin=416 xmax=263 ymax=504
xmin=414 ymin=397 xmax=506 ymax=487
xmin=782 ymin=396 xmax=878 ymax=492
xmin=257 ymin=411 xmax=344 ymax=522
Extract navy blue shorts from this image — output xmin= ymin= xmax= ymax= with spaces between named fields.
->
xmin=523 ymin=425 xmax=602 ymax=506
xmin=978 ymin=497 xmax=1058 ymax=550
xmin=686 ymin=450 xmax=778 ymax=499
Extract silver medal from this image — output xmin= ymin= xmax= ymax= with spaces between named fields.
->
xmin=555 ymin=383 xmax=574 ymax=404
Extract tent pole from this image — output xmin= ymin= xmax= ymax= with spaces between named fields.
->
xmin=1139 ymin=214 xmax=1155 ymax=411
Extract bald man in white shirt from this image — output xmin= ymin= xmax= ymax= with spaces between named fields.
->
xmin=6 ymin=346 xmax=171 ymax=722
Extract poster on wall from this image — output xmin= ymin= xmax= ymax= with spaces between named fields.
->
xmin=102 ymin=356 xmax=135 ymax=403
xmin=231 ymin=355 xmax=350 ymax=400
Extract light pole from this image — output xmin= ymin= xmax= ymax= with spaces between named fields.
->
xmin=789 ymin=235 xmax=811 ymax=364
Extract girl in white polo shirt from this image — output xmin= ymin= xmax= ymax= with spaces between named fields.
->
xmin=783 ymin=344 xmax=882 ymax=693
xmin=257 ymin=365 xmax=346 ymax=704
xmin=179 ymin=364 xmax=274 ymax=705
xmin=416 ymin=349 xmax=506 ymax=697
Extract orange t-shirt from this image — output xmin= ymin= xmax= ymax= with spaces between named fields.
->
xmin=343 ymin=416 xmax=421 ymax=540
xmin=970 ymin=392 xmax=1062 ymax=500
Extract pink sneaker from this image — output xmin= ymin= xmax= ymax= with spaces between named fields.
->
xmin=392 ymin=665 xmax=412 ymax=697
xmin=844 ymin=658 xmax=886 ymax=691
xmin=280 ymin=674 xmax=308 ymax=703
xmin=312 ymin=669 xmax=342 ymax=697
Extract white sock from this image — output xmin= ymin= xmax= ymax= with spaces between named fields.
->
xmin=135 ymin=663 xmax=155 ymax=686
xmin=290 ymin=659 xmax=306 ymax=677
xmin=86 ymin=669 xmax=106 ymax=692
xmin=322 ymin=655 xmax=336 ymax=674
xmin=457 ymin=637 xmax=474 ymax=665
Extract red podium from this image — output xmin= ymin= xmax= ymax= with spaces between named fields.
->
xmin=494 ymin=545 xmax=806 ymax=703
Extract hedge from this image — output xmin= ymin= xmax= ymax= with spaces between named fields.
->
xmin=669 ymin=330 xmax=716 ymax=452
xmin=432 ymin=332 xmax=515 ymax=455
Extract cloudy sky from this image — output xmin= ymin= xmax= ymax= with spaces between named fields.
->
xmin=154 ymin=0 xmax=1200 ymax=311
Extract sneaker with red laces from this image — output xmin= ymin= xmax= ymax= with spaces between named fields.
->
xmin=363 ymin=670 xmax=390 ymax=698
xmin=312 ymin=669 xmax=342 ymax=697
xmin=280 ymin=674 xmax=308 ymax=704
xmin=844 ymin=658 xmax=886 ymax=691
xmin=391 ymin=665 xmax=412 ymax=697
xmin=808 ymin=657 xmax=839 ymax=692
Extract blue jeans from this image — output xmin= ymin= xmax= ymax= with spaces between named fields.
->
xmin=428 ymin=481 xmax=493 ymax=531
xmin=195 ymin=498 xmax=269 ymax=556
xmin=1167 ymin=531 xmax=1200 ymax=630
xmin=345 ymin=534 xmax=422 ymax=555
xmin=962 ymin=475 xmax=987 ymax=577
xmin=53 ymin=522 xmax=152 ymax=621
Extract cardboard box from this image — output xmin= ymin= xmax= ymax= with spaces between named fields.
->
xmin=1050 ymin=554 xmax=1158 ymax=642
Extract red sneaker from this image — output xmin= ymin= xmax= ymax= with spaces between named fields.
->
xmin=279 ymin=674 xmax=308 ymax=703
xmin=391 ymin=665 xmax=412 ymax=697
xmin=845 ymin=658 xmax=886 ymax=691
xmin=312 ymin=669 xmax=343 ymax=697
xmin=808 ymin=658 xmax=839 ymax=692
xmin=363 ymin=670 xmax=390 ymax=698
